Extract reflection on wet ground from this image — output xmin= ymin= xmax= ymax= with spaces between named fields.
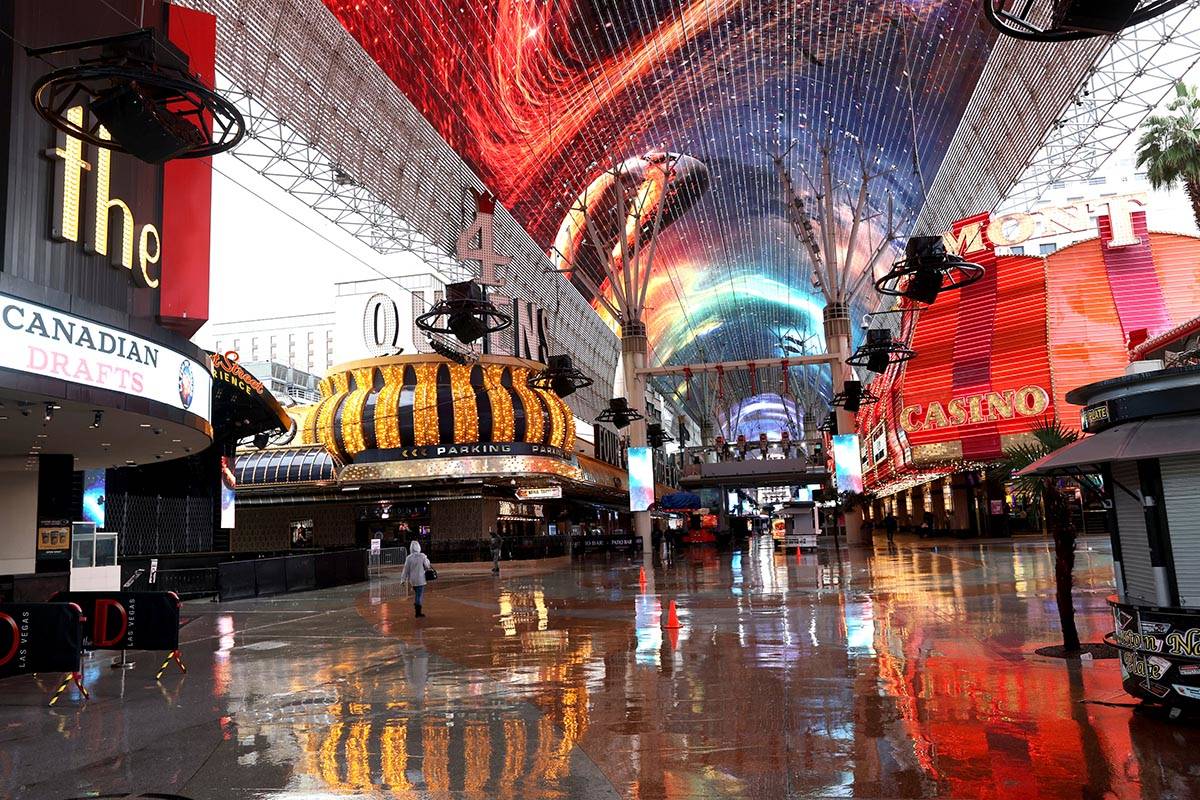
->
xmin=2 ymin=535 xmax=1198 ymax=799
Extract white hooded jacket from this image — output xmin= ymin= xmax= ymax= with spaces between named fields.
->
xmin=401 ymin=541 xmax=431 ymax=587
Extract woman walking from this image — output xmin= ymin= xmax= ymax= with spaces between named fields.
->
xmin=401 ymin=541 xmax=432 ymax=618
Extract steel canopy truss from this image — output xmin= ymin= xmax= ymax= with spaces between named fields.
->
xmin=983 ymin=0 xmax=1189 ymax=43
xmin=1000 ymin=2 xmax=1200 ymax=211
xmin=912 ymin=22 xmax=1109 ymax=235
xmin=916 ymin=1 xmax=1200 ymax=232
xmin=177 ymin=0 xmax=619 ymax=418
xmin=222 ymin=84 xmax=464 ymax=274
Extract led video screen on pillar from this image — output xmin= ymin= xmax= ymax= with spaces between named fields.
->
xmin=832 ymin=434 xmax=864 ymax=494
xmin=83 ymin=469 xmax=106 ymax=528
xmin=323 ymin=1 xmax=997 ymax=404
xmin=220 ymin=455 xmax=236 ymax=529
xmin=628 ymin=447 xmax=655 ymax=513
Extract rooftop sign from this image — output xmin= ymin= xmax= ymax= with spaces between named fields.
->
xmin=943 ymin=192 xmax=1148 ymax=256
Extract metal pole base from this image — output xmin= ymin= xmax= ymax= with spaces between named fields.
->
xmin=111 ymin=651 xmax=135 ymax=670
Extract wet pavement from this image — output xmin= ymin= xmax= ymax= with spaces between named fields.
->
xmin=3 ymin=535 xmax=1199 ymax=799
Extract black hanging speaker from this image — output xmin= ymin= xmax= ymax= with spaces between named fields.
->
xmin=843 ymin=380 xmax=863 ymax=414
xmin=597 ymin=397 xmax=643 ymax=430
xmin=446 ymin=281 xmax=489 ymax=344
xmin=1052 ymin=0 xmax=1139 ymax=34
xmin=415 ymin=279 xmax=511 ymax=345
xmin=866 ymin=329 xmax=892 ymax=374
xmin=30 ymin=29 xmax=245 ymax=163
xmin=90 ymin=84 xmax=205 ymax=164
xmin=982 ymin=0 xmax=1180 ymax=42
xmin=530 ymin=354 xmax=593 ymax=398
xmin=647 ymin=423 xmax=673 ymax=448
xmin=875 ymin=234 xmax=983 ymax=307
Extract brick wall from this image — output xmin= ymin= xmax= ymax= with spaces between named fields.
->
xmin=232 ymin=503 xmax=356 ymax=552
xmin=430 ymin=498 xmax=489 ymax=542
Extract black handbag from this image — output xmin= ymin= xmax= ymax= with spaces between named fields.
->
xmin=424 ymin=568 xmax=438 ymax=581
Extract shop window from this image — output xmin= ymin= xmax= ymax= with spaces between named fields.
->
xmin=1039 ymin=243 xmax=1057 ymax=256
xmin=923 ymin=489 xmax=932 ymax=513
xmin=943 ymin=483 xmax=953 ymax=513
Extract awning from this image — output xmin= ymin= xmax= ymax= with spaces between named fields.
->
xmin=235 ymin=445 xmax=341 ymax=487
xmin=1018 ymin=416 xmax=1200 ymax=477
xmin=210 ymin=352 xmax=294 ymax=446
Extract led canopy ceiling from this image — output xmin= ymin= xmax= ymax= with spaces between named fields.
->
xmin=324 ymin=0 xmax=1003 ymax=428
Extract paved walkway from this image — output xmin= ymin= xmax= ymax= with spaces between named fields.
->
xmin=2 ymin=535 xmax=1196 ymax=799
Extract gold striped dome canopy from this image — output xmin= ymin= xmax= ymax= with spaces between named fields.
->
xmin=301 ymin=355 xmax=576 ymax=463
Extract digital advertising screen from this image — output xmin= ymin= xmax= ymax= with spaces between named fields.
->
xmin=832 ymin=434 xmax=865 ymax=494
xmin=322 ymin=2 xmax=994 ymax=394
xmin=628 ymin=446 xmax=655 ymax=512
xmin=82 ymin=469 xmax=105 ymax=528
xmin=220 ymin=455 xmax=237 ymax=529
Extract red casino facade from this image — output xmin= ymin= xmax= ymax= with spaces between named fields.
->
xmin=860 ymin=197 xmax=1200 ymax=536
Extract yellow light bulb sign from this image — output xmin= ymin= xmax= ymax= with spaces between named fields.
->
xmin=43 ymin=105 xmax=161 ymax=289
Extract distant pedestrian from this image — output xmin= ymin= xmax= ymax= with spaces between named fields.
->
xmin=884 ymin=513 xmax=898 ymax=544
xmin=401 ymin=541 xmax=432 ymax=618
xmin=490 ymin=529 xmax=501 ymax=576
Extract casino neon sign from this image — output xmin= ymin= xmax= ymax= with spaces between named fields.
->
xmin=900 ymin=385 xmax=1051 ymax=434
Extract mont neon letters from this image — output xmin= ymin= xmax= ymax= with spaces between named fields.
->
xmin=900 ymin=386 xmax=1050 ymax=433
xmin=942 ymin=193 xmax=1148 ymax=256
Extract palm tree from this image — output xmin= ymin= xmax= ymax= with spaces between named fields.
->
xmin=997 ymin=420 xmax=1084 ymax=653
xmin=1136 ymin=82 xmax=1200 ymax=230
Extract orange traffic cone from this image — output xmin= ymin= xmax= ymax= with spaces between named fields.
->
xmin=638 ymin=567 xmax=647 ymax=590
xmin=663 ymin=599 xmax=682 ymax=630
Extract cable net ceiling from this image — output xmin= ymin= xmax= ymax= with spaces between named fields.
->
xmin=321 ymin=0 xmax=999 ymax=416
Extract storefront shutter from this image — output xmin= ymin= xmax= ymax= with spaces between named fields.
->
xmin=1161 ymin=454 xmax=1200 ymax=609
xmin=1112 ymin=460 xmax=1156 ymax=606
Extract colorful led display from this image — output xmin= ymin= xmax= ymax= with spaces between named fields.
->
xmin=1044 ymin=222 xmax=1200 ymax=414
xmin=899 ymin=212 xmax=1053 ymax=463
xmin=322 ymin=1 xmax=997 ymax=422
xmin=628 ymin=446 xmax=655 ymax=513
xmin=832 ymin=434 xmax=864 ymax=494
xmin=220 ymin=455 xmax=236 ymax=529
xmin=861 ymin=204 xmax=1200 ymax=491
xmin=82 ymin=469 xmax=105 ymax=528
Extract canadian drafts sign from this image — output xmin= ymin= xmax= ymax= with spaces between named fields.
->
xmin=51 ymin=591 xmax=181 ymax=652
xmin=0 ymin=603 xmax=83 ymax=677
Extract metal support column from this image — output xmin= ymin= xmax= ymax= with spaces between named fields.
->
xmin=622 ymin=322 xmax=653 ymax=557
xmin=824 ymin=302 xmax=865 ymax=546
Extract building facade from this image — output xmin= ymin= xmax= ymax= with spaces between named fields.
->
xmin=0 ymin=1 xmax=219 ymax=585
xmin=200 ymin=312 xmax=337 ymax=377
xmin=860 ymin=196 xmax=1200 ymax=536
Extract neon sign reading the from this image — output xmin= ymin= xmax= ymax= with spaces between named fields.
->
xmin=44 ymin=105 xmax=162 ymax=288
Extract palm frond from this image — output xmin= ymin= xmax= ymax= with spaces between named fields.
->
xmin=994 ymin=419 xmax=1082 ymax=500
xmin=1135 ymin=83 xmax=1200 ymax=194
